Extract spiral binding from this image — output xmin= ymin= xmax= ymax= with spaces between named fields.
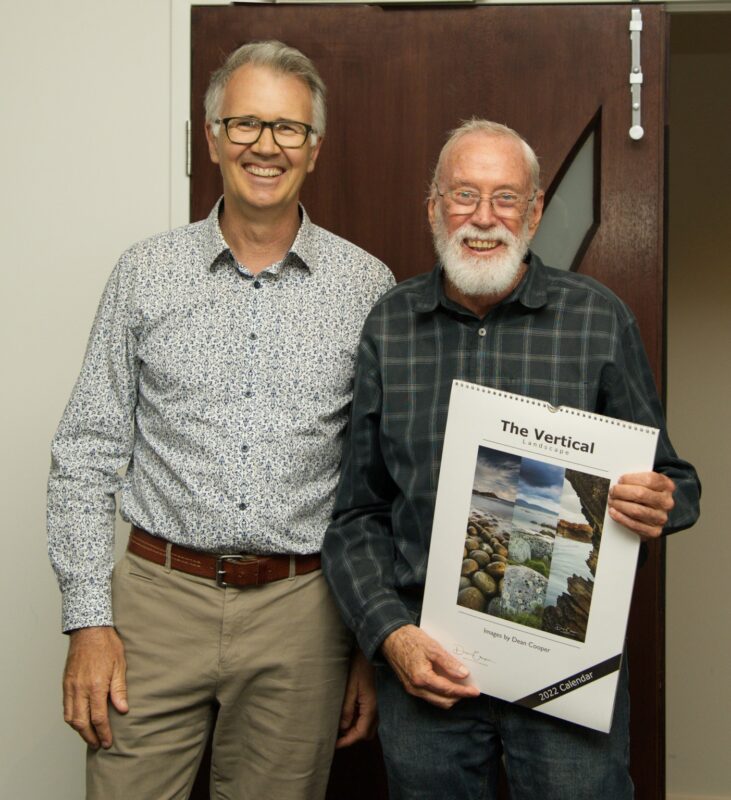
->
xmin=454 ymin=379 xmax=656 ymax=435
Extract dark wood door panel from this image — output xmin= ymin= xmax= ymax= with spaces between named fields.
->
xmin=191 ymin=6 xmax=665 ymax=352
xmin=191 ymin=6 xmax=668 ymax=799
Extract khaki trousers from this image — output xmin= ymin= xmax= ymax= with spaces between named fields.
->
xmin=87 ymin=551 xmax=352 ymax=800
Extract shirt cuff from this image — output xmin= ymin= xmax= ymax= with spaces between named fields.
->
xmin=355 ymin=591 xmax=415 ymax=660
xmin=61 ymin=579 xmax=114 ymax=632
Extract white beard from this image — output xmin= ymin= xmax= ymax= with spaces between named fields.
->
xmin=433 ymin=211 xmax=532 ymax=298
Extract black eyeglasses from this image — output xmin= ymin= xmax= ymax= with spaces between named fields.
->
xmin=215 ymin=116 xmax=315 ymax=149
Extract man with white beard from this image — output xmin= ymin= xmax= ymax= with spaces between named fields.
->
xmin=322 ymin=120 xmax=700 ymax=799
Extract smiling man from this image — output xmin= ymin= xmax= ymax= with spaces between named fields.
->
xmin=430 ymin=130 xmax=542 ymax=313
xmin=48 ymin=41 xmax=394 ymax=799
xmin=322 ymin=120 xmax=700 ymax=800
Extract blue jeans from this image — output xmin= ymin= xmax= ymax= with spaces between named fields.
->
xmin=376 ymin=658 xmax=633 ymax=800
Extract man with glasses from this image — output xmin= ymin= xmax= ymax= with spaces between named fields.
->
xmin=322 ymin=119 xmax=699 ymax=799
xmin=48 ymin=40 xmax=393 ymax=799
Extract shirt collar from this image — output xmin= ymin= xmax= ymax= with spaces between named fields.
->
xmin=286 ymin=206 xmax=318 ymax=273
xmin=204 ymin=197 xmax=315 ymax=274
xmin=515 ymin=252 xmax=550 ymax=309
xmin=415 ymin=250 xmax=549 ymax=315
xmin=203 ymin=198 xmax=231 ymax=271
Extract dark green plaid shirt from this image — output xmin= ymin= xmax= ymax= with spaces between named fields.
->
xmin=322 ymin=254 xmax=700 ymax=659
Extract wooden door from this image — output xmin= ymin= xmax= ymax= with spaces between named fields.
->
xmin=190 ymin=5 xmax=669 ymax=799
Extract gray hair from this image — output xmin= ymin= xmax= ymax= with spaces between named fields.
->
xmin=204 ymin=40 xmax=327 ymax=139
xmin=431 ymin=119 xmax=540 ymax=196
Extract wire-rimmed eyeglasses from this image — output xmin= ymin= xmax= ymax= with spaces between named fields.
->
xmin=435 ymin=186 xmax=537 ymax=219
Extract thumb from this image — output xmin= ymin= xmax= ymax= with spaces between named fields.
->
xmin=431 ymin=647 xmax=469 ymax=680
xmin=340 ymin=686 xmax=356 ymax=729
xmin=109 ymin=668 xmax=129 ymax=714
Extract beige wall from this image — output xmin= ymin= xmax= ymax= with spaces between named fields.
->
xmin=0 ymin=3 xmax=728 ymax=799
xmin=666 ymin=13 xmax=731 ymax=800
xmin=0 ymin=2 xmax=170 ymax=797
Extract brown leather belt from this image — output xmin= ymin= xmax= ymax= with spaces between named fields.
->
xmin=128 ymin=526 xmax=321 ymax=588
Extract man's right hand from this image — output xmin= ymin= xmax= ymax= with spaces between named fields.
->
xmin=63 ymin=626 xmax=128 ymax=749
xmin=381 ymin=624 xmax=480 ymax=709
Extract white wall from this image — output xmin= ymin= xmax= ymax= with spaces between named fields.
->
xmin=666 ymin=13 xmax=731 ymax=800
xmin=0 ymin=2 xmax=170 ymax=797
xmin=0 ymin=3 xmax=728 ymax=799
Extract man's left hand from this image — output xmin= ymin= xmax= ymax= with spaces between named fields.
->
xmin=335 ymin=648 xmax=378 ymax=748
xmin=608 ymin=471 xmax=676 ymax=539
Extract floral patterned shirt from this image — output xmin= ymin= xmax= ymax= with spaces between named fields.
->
xmin=48 ymin=201 xmax=394 ymax=631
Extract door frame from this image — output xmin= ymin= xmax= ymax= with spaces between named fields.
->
xmin=170 ymin=0 xmax=222 ymax=229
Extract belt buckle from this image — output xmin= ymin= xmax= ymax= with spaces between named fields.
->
xmin=216 ymin=554 xmax=258 ymax=588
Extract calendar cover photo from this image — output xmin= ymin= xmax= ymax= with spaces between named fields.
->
xmin=458 ymin=446 xmax=610 ymax=645
xmin=420 ymin=380 xmax=659 ymax=733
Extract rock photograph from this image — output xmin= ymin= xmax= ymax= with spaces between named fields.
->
xmin=456 ymin=447 xmax=610 ymax=643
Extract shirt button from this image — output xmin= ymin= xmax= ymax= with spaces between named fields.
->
xmin=241 ymin=444 xmax=249 ymax=453
xmin=253 ymin=280 xmax=262 ymax=289
xmin=238 ymin=502 xmax=247 ymax=511
xmin=245 ymin=390 xmax=253 ymax=398
xmin=250 ymin=333 xmax=257 ymax=340
xmin=478 ymin=328 xmax=487 ymax=337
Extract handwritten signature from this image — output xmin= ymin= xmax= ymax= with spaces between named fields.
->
xmin=453 ymin=645 xmax=493 ymax=667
